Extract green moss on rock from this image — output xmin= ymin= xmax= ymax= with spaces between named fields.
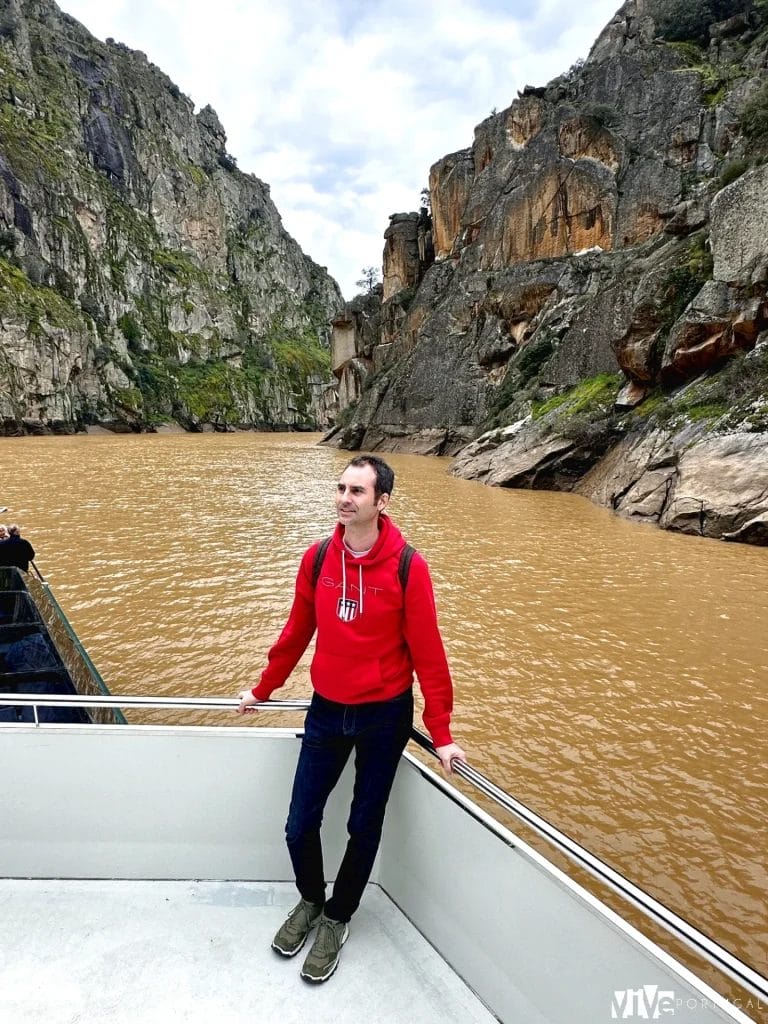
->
xmin=0 ymin=257 xmax=84 ymax=331
xmin=176 ymin=360 xmax=248 ymax=423
xmin=532 ymin=373 xmax=622 ymax=421
xmin=152 ymin=248 xmax=208 ymax=284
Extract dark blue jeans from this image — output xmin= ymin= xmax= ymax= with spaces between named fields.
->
xmin=285 ymin=688 xmax=413 ymax=923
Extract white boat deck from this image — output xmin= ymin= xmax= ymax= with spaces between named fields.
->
xmin=0 ymin=879 xmax=497 ymax=1024
xmin=1 ymin=718 xmax=764 ymax=1024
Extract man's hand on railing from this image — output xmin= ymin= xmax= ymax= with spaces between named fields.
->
xmin=435 ymin=741 xmax=467 ymax=775
xmin=236 ymin=691 xmax=262 ymax=714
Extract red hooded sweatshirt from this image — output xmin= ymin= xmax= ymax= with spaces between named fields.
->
xmin=251 ymin=514 xmax=454 ymax=746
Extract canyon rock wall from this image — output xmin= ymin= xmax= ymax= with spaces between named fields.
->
xmin=0 ymin=0 xmax=342 ymax=434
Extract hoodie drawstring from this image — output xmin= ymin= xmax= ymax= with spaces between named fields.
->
xmin=339 ymin=550 xmax=364 ymax=620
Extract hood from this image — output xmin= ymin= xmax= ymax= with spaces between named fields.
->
xmin=329 ymin=514 xmax=406 ymax=622
xmin=330 ymin=513 xmax=406 ymax=564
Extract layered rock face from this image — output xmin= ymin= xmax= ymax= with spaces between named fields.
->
xmin=382 ymin=211 xmax=433 ymax=302
xmin=330 ymin=288 xmax=383 ymax=414
xmin=327 ymin=0 xmax=768 ymax=543
xmin=0 ymin=0 xmax=342 ymax=434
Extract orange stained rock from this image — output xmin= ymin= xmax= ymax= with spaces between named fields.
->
xmin=485 ymin=168 xmax=614 ymax=269
xmin=382 ymin=216 xmax=423 ymax=302
xmin=625 ymin=205 xmax=665 ymax=247
xmin=429 ymin=154 xmax=474 ymax=260
xmin=558 ymin=117 xmax=620 ymax=172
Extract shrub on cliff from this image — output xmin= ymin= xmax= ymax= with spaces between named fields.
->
xmin=740 ymin=82 xmax=768 ymax=147
xmin=117 ymin=312 xmax=141 ymax=348
xmin=516 ymin=336 xmax=555 ymax=386
xmin=718 ymin=159 xmax=750 ymax=188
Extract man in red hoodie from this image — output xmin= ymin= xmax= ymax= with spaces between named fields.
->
xmin=237 ymin=454 xmax=465 ymax=983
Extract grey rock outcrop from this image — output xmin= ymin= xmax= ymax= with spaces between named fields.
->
xmin=710 ymin=164 xmax=768 ymax=282
xmin=0 ymin=0 xmax=342 ymax=433
xmin=723 ymin=512 xmax=768 ymax=545
xmin=574 ymin=428 xmax=768 ymax=538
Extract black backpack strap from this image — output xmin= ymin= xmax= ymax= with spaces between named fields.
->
xmin=398 ymin=544 xmax=416 ymax=591
xmin=311 ymin=536 xmax=332 ymax=588
xmin=313 ymin=537 xmax=414 ymax=590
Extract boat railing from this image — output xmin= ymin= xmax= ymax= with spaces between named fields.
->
xmin=27 ymin=570 xmax=121 ymax=717
xmin=1 ymin=691 xmax=766 ymax=1007
xmin=0 ymin=566 xmax=123 ymax=725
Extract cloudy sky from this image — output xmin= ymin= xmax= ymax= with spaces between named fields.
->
xmin=61 ymin=0 xmax=621 ymax=298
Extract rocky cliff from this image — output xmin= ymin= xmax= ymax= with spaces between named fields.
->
xmin=0 ymin=0 xmax=342 ymax=434
xmin=327 ymin=0 xmax=768 ymax=544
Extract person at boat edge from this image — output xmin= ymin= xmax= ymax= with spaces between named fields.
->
xmin=236 ymin=453 xmax=466 ymax=983
xmin=0 ymin=523 xmax=35 ymax=572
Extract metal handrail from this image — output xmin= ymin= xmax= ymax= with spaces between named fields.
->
xmin=1 ymin=692 xmax=766 ymax=1005
xmin=409 ymin=728 xmax=768 ymax=1006
xmin=0 ymin=693 xmax=311 ymax=711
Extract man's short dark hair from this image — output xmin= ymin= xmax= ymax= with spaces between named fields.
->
xmin=346 ymin=455 xmax=395 ymax=499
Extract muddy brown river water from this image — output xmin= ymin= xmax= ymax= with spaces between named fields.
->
xmin=1 ymin=431 xmax=766 ymax=1010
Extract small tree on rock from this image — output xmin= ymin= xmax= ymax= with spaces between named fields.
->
xmin=356 ymin=266 xmax=380 ymax=294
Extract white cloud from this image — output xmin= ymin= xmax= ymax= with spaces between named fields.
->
xmin=61 ymin=0 xmax=622 ymax=298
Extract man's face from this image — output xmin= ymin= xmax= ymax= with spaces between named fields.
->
xmin=336 ymin=464 xmax=388 ymax=528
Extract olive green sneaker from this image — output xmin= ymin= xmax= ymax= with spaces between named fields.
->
xmin=271 ymin=898 xmax=324 ymax=957
xmin=300 ymin=913 xmax=349 ymax=983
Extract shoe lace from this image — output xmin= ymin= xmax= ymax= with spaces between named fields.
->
xmin=313 ymin=918 xmax=340 ymax=956
xmin=287 ymin=900 xmax=314 ymax=929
